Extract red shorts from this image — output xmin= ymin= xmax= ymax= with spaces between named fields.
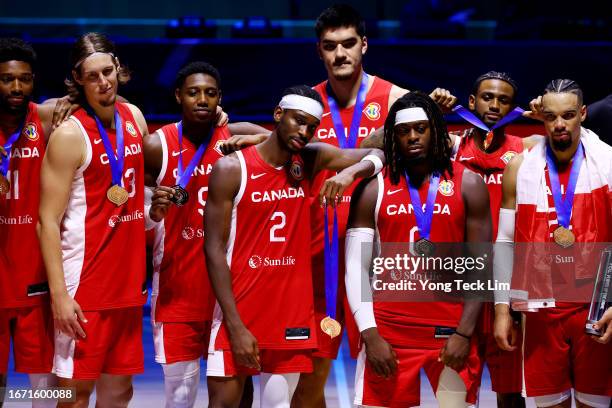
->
xmin=53 ymin=307 xmax=144 ymax=380
xmin=207 ymin=348 xmax=313 ymax=377
xmin=312 ymin=310 xmax=343 ymax=359
xmin=471 ymin=304 xmax=523 ymax=394
xmin=524 ymin=307 xmax=612 ymax=397
xmin=354 ymin=342 xmax=480 ymax=407
xmin=153 ymin=320 xmax=211 ymax=364
xmin=0 ymin=305 xmax=54 ymax=373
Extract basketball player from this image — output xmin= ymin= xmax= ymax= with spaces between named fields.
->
xmin=295 ymin=6 xmax=456 ymax=405
xmin=143 ymin=61 xmax=268 ymax=408
xmin=346 ymin=91 xmax=491 ymax=407
xmin=37 ymin=32 xmax=165 ymax=407
xmin=204 ymin=85 xmax=385 ymax=408
xmin=451 ymin=71 xmax=540 ymax=408
xmin=0 ymin=37 xmax=81 ymax=408
xmin=494 ymin=79 xmax=612 ymax=408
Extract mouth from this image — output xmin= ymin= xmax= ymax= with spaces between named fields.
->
xmin=193 ymin=109 xmax=212 ymax=118
xmin=100 ymin=87 xmax=114 ymax=95
xmin=484 ymin=112 xmax=501 ymax=121
xmin=289 ymin=137 xmax=307 ymax=149
xmin=7 ymin=96 xmax=25 ymax=105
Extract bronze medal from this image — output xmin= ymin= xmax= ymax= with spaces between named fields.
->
xmin=0 ymin=174 xmax=10 ymax=195
xmin=415 ymin=238 xmax=436 ymax=257
xmin=320 ymin=316 xmax=342 ymax=338
xmin=171 ymin=185 xmax=189 ymax=206
xmin=106 ymin=184 xmax=129 ymax=206
xmin=553 ymin=226 xmax=575 ymax=248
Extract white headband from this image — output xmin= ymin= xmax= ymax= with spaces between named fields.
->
xmin=74 ymin=52 xmax=116 ymax=69
xmin=279 ymin=94 xmax=323 ymax=121
xmin=395 ymin=107 xmax=428 ymax=125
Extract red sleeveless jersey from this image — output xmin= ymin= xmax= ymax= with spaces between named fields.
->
xmin=212 ymin=146 xmax=316 ymax=350
xmin=454 ymin=128 xmax=523 ymax=237
xmin=64 ymin=104 xmax=146 ymax=311
xmin=152 ymin=122 xmax=229 ymax=322
xmin=310 ymin=76 xmax=393 ymax=303
xmin=374 ymin=162 xmax=466 ymax=346
xmin=0 ymin=102 xmax=47 ymax=308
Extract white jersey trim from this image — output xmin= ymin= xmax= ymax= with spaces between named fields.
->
xmin=156 ymin=127 xmax=169 ymax=186
xmin=209 ymin=150 xmax=247 ymax=354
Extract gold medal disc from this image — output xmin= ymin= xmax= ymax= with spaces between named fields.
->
xmin=0 ymin=174 xmax=10 ymax=195
xmin=107 ymin=185 xmax=129 ymax=206
xmin=553 ymin=226 xmax=575 ymax=248
xmin=320 ymin=316 xmax=342 ymax=338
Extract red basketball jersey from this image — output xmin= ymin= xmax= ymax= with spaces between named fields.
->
xmin=310 ymin=76 xmax=393 ymax=301
xmin=152 ymin=122 xmax=229 ymax=322
xmin=212 ymin=146 xmax=316 ymax=350
xmin=454 ymin=128 xmax=524 ymax=237
xmin=63 ymin=104 xmax=146 ymax=311
xmin=0 ymin=102 xmax=47 ymax=308
xmin=374 ymin=162 xmax=467 ymax=346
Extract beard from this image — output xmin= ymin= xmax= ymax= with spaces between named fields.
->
xmin=551 ymin=137 xmax=573 ymax=151
xmin=0 ymin=94 xmax=30 ymax=114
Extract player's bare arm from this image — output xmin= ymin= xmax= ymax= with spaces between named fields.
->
xmin=346 ymin=178 xmax=398 ymax=378
xmin=220 ymin=122 xmax=271 ymax=155
xmin=38 ymin=121 xmax=88 ymax=340
xmin=440 ymin=169 xmax=491 ymax=371
xmin=302 ymin=142 xmax=385 ymax=205
xmin=142 ymin=130 xmax=175 ymax=222
xmin=493 ymin=154 xmax=523 ymax=352
xmin=204 ymin=155 xmax=261 ymax=370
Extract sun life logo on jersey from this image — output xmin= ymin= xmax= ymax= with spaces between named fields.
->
xmin=363 ymin=102 xmax=381 ymax=121
xmin=438 ymin=179 xmax=454 ymax=196
xmin=182 ymin=226 xmax=195 ymax=240
xmin=248 ymin=255 xmax=262 ymax=269
xmin=501 ymin=150 xmax=517 ymax=165
xmin=23 ymin=123 xmax=39 ymax=141
xmin=125 ymin=121 xmax=137 ymax=137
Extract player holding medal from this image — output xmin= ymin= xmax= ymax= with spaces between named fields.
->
xmin=143 ymin=61 xmax=267 ymax=408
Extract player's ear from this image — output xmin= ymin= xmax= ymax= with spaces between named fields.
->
xmin=361 ymin=36 xmax=368 ymax=55
xmin=316 ymin=42 xmax=323 ymax=60
xmin=580 ymin=104 xmax=587 ymax=122
xmin=468 ymin=94 xmax=476 ymax=111
xmin=174 ymin=88 xmax=181 ymax=105
xmin=218 ymin=90 xmax=222 ymax=105
xmin=72 ymin=69 xmax=83 ymax=86
xmin=273 ymin=106 xmax=283 ymax=123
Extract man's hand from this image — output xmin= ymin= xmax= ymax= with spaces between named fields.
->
xmin=149 ymin=186 xmax=175 ymax=222
xmin=219 ymin=134 xmax=267 ymax=155
xmin=522 ymin=95 xmax=545 ymax=122
xmin=591 ymin=307 xmax=612 ymax=344
xmin=362 ymin=328 xmax=398 ymax=378
xmin=439 ymin=334 xmax=470 ymax=371
xmin=228 ymin=325 xmax=261 ymax=370
xmin=51 ymin=96 xmax=80 ymax=130
xmin=494 ymin=304 xmax=518 ymax=351
xmin=51 ymin=292 xmax=87 ymax=339
xmin=216 ymin=106 xmax=229 ymax=127
xmin=429 ymin=88 xmax=457 ymax=112
xmin=318 ymin=171 xmax=355 ymax=207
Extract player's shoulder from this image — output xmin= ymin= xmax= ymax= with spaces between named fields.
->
xmin=123 ymin=103 xmax=147 ymax=132
xmin=521 ymin=134 xmax=545 ymax=151
xmin=212 ymin=151 xmax=241 ymax=173
xmin=50 ymin=117 xmax=81 ymax=140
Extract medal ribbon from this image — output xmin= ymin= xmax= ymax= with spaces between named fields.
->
xmin=323 ymin=203 xmax=340 ymax=320
xmin=0 ymin=119 xmax=25 ymax=178
xmin=176 ymin=121 xmax=214 ymax=188
xmin=326 ymin=72 xmax=368 ymax=149
xmin=545 ymin=142 xmax=584 ymax=229
xmin=91 ymin=109 xmax=124 ymax=186
xmin=405 ymin=172 xmax=441 ymax=240
xmin=453 ymin=105 xmax=524 ymax=148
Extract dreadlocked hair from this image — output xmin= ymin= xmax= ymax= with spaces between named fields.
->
xmin=383 ymin=91 xmax=453 ymax=185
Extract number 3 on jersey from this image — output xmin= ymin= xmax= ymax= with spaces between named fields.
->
xmin=270 ymin=211 xmax=286 ymax=242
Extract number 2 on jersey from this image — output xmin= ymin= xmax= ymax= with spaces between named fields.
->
xmin=270 ymin=211 xmax=286 ymax=242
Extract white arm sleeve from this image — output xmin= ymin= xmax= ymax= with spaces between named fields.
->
xmin=493 ymin=208 xmax=516 ymax=304
xmin=345 ymin=227 xmax=377 ymax=332
xmin=144 ymin=186 xmax=160 ymax=231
